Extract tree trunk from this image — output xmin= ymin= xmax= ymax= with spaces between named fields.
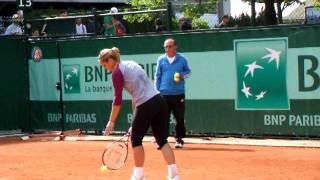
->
xmin=264 ymin=0 xmax=277 ymax=25
xmin=251 ymin=0 xmax=256 ymax=26
xmin=276 ymin=0 xmax=283 ymax=23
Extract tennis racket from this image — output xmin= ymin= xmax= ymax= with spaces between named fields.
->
xmin=101 ymin=127 xmax=131 ymax=170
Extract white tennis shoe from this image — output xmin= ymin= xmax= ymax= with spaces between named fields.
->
xmin=167 ymin=175 xmax=180 ymax=180
xmin=130 ymin=176 xmax=146 ymax=180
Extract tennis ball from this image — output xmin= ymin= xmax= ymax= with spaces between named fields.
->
xmin=100 ymin=165 xmax=108 ymax=173
xmin=174 ymin=72 xmax=180 ymax=82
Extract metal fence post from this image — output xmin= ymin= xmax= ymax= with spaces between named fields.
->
xmin=24 ymin=37 xmax=31 ymax=132
xmin=92 ymin=8 xmax=98 ymax=36
xmin=56 ymin=42 xmax=65 ymax=132
xmin=167 ymin=1 xmax=173 ymax=31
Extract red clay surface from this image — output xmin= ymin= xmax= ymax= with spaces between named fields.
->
xmin=0 ymin=139 xmax=319 ymax=180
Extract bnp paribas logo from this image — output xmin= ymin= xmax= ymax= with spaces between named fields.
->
xmin=63 ymin=64 xmax=80 ymax=94
xmin=234 ymin=38 xmax=289 ymax=110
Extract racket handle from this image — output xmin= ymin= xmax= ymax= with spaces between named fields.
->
xmin=127 ymin=127 xmax=132 ymax=136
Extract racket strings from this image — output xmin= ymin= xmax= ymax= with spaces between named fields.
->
xmin=103 ymin=142 xmax=128 ymax=170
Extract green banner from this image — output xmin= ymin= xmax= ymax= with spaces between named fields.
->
xmin=29 ymin=48 xmax=320 ymax=101
xmin=27 ymin=25 xmax=320 ymax=137
xmin=235 ymin=38 xmax=289 ymax=110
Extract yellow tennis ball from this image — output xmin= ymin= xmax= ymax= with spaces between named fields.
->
xmin=174 ymin=72 xmax=180 ymax=82
xmin=100 ymin=165 xmax=108 ymax=173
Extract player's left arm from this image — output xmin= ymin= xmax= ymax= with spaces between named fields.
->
xmin=180 ymin=57 xmax=192 ymax=79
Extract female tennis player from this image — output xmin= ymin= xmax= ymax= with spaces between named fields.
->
xmin=99 ymin=47 xmax=180 ymax=180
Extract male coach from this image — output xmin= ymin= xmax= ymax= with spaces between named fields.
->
xmin=155 ymin=38 xmax=192 ymax=148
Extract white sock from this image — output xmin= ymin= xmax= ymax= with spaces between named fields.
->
xmin=133 ymin=167 xmax=144 ymax=179
xmin=168 ymin=164 xmax=178 ymax=177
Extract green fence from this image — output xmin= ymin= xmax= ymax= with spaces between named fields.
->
xmin=2 ymin=24 xmax=320 ymax=137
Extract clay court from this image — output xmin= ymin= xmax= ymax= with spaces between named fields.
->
xmin=1 ymin=138 xmax=320 ymax=180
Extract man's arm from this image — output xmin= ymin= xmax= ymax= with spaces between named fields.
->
xmin=104 ymin=16 xmax=114 ymax=29
xmin=16 ymin=26 xmax=23 ymax=35
xmin=83 ymin=25 xmax=87 ymax=34
xmin=155 ymin=58 xmax=162 ymax=90
xmin=180 ymin=57 xmax=192 ymax=79
xmin=4 ymin=25 xmax=12 ymax=35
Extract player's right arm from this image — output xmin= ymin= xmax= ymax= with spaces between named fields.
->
xmin=105 ymin=68 xmax=124 ymax=135
xmin=155 ymin=58 xmax=162 ymax=91
xmin=105 ymin=105 xmax=121 ymax=135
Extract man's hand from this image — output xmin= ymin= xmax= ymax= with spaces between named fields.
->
xmin=104 ymin=121 xmax=115 ymax=136
xmin=107 ymin=24 xmax=113 ymax=29
xmin=174 ymin=72 xmax=181 ymax=82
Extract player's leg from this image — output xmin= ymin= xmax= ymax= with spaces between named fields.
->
xmin=131 ymin=146 xmax=145 ymax=180
xmin=151 ymin=95 xmax=170 ymax=150
xmin=130 ymin=100 xmax=155 ymax=179
xmin=171 ymin=94 xmax=186 ymax=148
xmin=132 ymin=146 xmax=144 ymax=166
xmin=152 ymin=95 xmax=172 ymax=144
xmin=151 ymin=95 xmax=180 ymax=179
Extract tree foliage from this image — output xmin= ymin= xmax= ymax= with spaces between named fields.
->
xmin=181 ymin=0 xmax=219 ymax=18
xmin=180 ymin=0 xmax=218 ymax=29
xmin=313 ymin=0 xmax=320 ymax=7
xmin=192 ymin=18 xmax=210 ymax=29
xmin=124 ymin=0 xmax=165 ymax=24
xmin=124 ymin=0 xmax=219 ymax=31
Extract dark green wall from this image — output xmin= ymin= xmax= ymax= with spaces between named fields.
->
xmin=2 ymin=24 xmax=320 ymax=137
xmin=0 ymin=36 xmax=29 ymax=130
